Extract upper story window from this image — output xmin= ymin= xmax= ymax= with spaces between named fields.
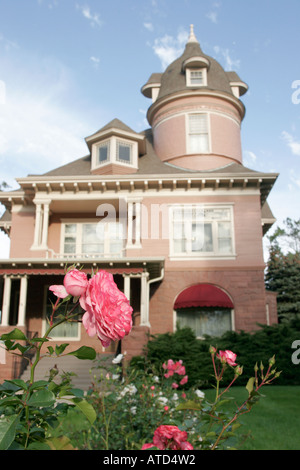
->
xmin=98 ymin=141 xmax=110 ymax=165
xmin=116 ymin=140 xmax=133 ymax=164
xmin=61 ymin=221 xmax=125 ymax=258
xmin=187 ymin=113 xmax=210 ymax=154
xmin=170 ymin=205 xmax=235 ymax=258
xmin=186 ymin=68 xmax=207 ymax=87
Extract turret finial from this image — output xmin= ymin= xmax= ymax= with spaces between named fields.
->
xmin=187 ymin=24 xmax=198 ymax=43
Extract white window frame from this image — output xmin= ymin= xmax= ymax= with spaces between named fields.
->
xmin=91 ymin=136 xmax=138 ymax=170
xmin=60 ymin=219 xmax=125 ymax=258
xmin=42 ymin=285 xmax=81 ymax=341
xmin=169 ymin=204 xmax=236 ymax=260
xmin=186 ymin=113 xmax=211 ymax=154
xmin=186 ymin=68 xmax=207 ymax=87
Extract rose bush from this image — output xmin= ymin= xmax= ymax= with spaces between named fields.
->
xmin=0 ymin=266 xmax=281 ymax=451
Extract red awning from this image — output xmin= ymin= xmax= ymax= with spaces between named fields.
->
xmin=174 ymin=284 xmax=234 ymax=309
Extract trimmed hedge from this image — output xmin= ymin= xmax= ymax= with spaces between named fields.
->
xmin=130 ymin=319 xmax=300 ymax=389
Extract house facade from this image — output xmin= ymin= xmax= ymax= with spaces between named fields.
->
xmin=0 ymin=26 xmax=278 ymax=381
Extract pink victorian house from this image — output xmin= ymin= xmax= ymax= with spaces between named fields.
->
xmin=0 ymin=26 xmax=278 ymax=381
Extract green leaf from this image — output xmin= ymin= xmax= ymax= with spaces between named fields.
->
xmin=176 ymin=399 xmax=202 ymax=411
xmin=5 ymin=379 xmax=28 ymax=390
xmin=0 ymin=415 xmax=19 ymax=450
xmin=0 ymin=328 xmax=28 ymax=341
xmin=67 ymin=346 xmax=96 ymax=360
xmin=55 ymin=343 xmax=69 ymax=355
xmin=29 ymin=380 xmax=50 ymax=390
xmin=27 ymin=389 xmax=56 ymax=407
xmin=71 ymin=398 xmax=97 ymax=424
xmin=246 ymin=377 xmax=256 ymax=396
xmin=27 ymin=441 xmax=52 ymax=450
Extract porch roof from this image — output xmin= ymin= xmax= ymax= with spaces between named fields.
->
xmin=0 ymin=257 xmax=165 ymax=281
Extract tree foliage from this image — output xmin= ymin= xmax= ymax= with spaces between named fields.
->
xmin=265 ymin=217 xmax=300 ymax=322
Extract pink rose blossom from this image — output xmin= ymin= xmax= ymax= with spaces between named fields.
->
xmin=142 ymin=425 xmax=193 ymax=451
xmin=63 ymin=268 xmax=88 ymax=297
xmin=49 ymin=285 xmax=68 ymax=299
xmin=171 ymin=382 xmax=179 ymax=389
xmin=141 ymin=443 xmax=155 ymax=450
xmin=81 ymin=270 xmax=133 ymax=348
xmin=217 ymin=350 xmax=237 ymax=367
xmin=180 ymin=375 xmax=188 ymax=385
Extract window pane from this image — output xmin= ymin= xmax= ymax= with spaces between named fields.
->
xmin=177 ymin=308 xmax=232 ymax=338
xmin=117 ymin=142 xmax=131 ymax=163
xmin=218 ymin=222 xmax=232 ymax=253
xmin=218 ymin=238 xmax=232 ymax=253
xmin=190 ymin=70 xmax=203 ymax=85
xmin=98 ymin=143 xmax=109 ymax=163
xmin=82 ymin=224 xmax=103 ymax=254
xmin=192 ymin=223 xmax=213 ymax=252
xmin=64 ymin=224 xmax=76 ymax=254
xmin=189 ymin=134 xmax=209 ymax=153
xmin=188 ymin=114 xmax=209 ymax=153
xmin=65 ymin=224 xmax=76 ymax=234
xmin=173 ymin=239 xmax=186 ymax=253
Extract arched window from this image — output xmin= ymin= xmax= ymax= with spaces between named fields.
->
xmin=174 ymin=284 xmax=234 ymax=338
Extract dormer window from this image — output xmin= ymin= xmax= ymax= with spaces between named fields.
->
xmin=86 ymin=118 xmax=146 ymax=174
xmin=92 ymin=136 xmax=138 ymax=170
xmin=186 ymin=68 xmax=207 ymax=87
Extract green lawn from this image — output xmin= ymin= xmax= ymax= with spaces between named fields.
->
xmin=205 ymin=385 xmax=300 ymax=450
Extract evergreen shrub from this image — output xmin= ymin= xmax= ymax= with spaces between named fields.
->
xmin=130 ymin=319 xmax=300 ymax=388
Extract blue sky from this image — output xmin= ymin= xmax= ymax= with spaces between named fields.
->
xmin=0 ymin=0 xmax=300 ymax=258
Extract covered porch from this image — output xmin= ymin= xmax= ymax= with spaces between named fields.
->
xmin=0 ymin=257 xmax=164 ymax=380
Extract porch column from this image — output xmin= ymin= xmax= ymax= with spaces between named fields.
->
xmin=17 ymin=275 xmax=28 ymax=327
xmin=41 ymin=202 xmax=50 ymax=249
xmin=1 ymin=275 xmax=11 ymax=326
xmin=123 ymin=274 xmax=131 ymax=302
xmin=140 ymin=271 xmax=150 ymax=327
xmin=134 ymin=201 xmax=141 ymax=248
xmin=31 ymin=199 xmax=51 ymax=250
xmin=127 ymin=201 xmax=133 ymax=247
xmin=32 ymin=203 xmax=42 ymax=248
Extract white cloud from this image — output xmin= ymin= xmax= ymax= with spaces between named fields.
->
xmin=90 ymin=56 xmax=100 ymax=68
xmin=281 ymin=131 xmax=300 ymax=156
xmin=152 ymin=29 xmax=188 ymax=70
xmin=144 ymin=22 xmax=154 ymax=32
xmin=0 ymin=60 xmax=91 ymax=183
xmin=213 ymin=45 xmax=240 ymax=70
xmin=243 ymin=150 xmax=257 ymax=168
xmin=76 ymin=4 xmax=102 ymax=28
xmin=289 ymin=169 xmax=300 ymax=188
xmin=206 ymin=12 xmax=218 ymax=24
xmin=0 ymin=33 xmax=19 ymax=52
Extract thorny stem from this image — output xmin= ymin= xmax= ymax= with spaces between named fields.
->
xmin=29 ymin=306 xmax=80 ymax=385
xmin=210 ymin=365 xmax=277 ymax=450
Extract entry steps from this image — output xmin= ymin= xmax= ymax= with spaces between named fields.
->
xmin=19 ymin=354 xmax=115 ymax=391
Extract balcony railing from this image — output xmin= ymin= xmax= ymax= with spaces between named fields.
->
xmin=46 ymin=248 xmax=126 ymax=260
